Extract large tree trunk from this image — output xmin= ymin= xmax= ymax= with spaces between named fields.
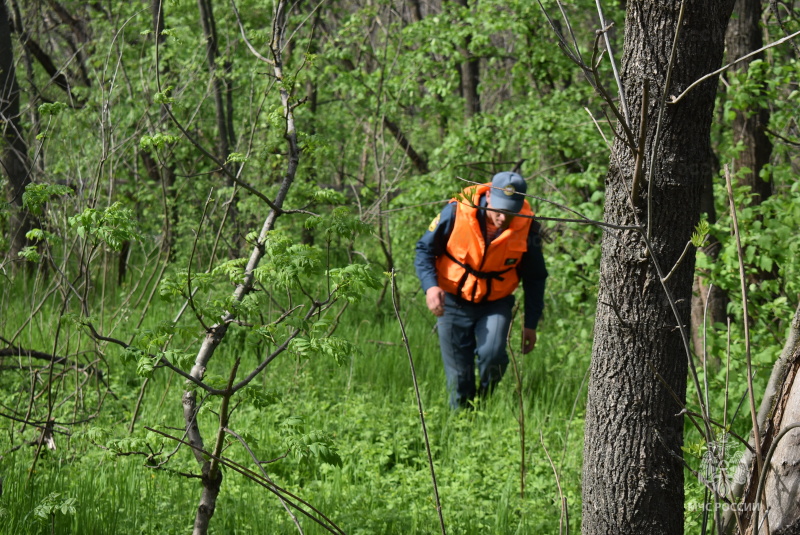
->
xmin=581 ymin=1 xmax=735 ymax=534
xmin=1 ymin=0 xmax=34 ymax=261
xmin=756 ymin=360 xmax=800 ymax=535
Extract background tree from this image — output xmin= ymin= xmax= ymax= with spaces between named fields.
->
xmin=0 ymin=0 xmax=33 ymax=262
xmin=725 ymin=0 xmax=773 ymax=205
xmin=691 ymin=0 xmax=775 ymax=357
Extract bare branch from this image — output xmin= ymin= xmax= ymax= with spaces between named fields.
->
xmin=670 ymin=29 xmax=800 ymax=105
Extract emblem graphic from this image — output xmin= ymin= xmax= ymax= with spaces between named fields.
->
xmin=701 ymin=435 xmax=748 ymax=494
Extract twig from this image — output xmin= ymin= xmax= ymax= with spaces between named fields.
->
xmin=224 ymin=427 xmax=304 ymax=534
xmin=764 ymin=126 xmax=800 ymax=147
xmin=507 ymin=304 xmax=525 ymax=499
xmin=670 ymin=29 xmax=800 ymax=104
xmin=454 ymin=176 xmax=643 ymax=234
xmin=725 ymin=166 xmax=764 ymax=481
xmin=390 ymin=270 xmax=446 ymax=535
xmin=229 ymin=0 xmax=273 ymax=64
xmin=541 ymin=431 xmax=569 ymax=535
xmin=0 ymin=346 xmax=102 ymax=377
xmin=661 ymin=240 xmax=694 ymax=284
xmin=594 ymin=0 xmax=627 ymax=124
xmin=631 ymin=79 xmax=649 ymax=207
xmin=144 ymin=427 xmax=345 ymax=534
xmin=208 ymin=359 xmax=241 ymax=480
xmin=185 ymin=190 xmax=215 ymax=332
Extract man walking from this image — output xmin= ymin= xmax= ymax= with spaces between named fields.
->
xmin=415 ymin=172 xmax=548 ymax=408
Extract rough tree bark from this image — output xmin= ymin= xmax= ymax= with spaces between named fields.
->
xmin=1 ymin=0 xmax=34 ymax=261
xmin=581 ymin=1 xmax=735 ymax=534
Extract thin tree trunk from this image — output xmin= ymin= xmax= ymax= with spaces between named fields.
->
xmin=691 ymin=147 xmax=728 ymax=359
xmin=693 ymin=0 xmax=772 ymax=363
xmin=581 ymin=1 xmax=735 ymax=534
xmin=1 ymin=0 xmax=34 ymax=262
xmin=197 ymin=0 xmax=239 ymax=252
xmin=184 ymin=3 xmax=298 ymax=533
xmin=725 ymin=0 xmax=772 ymax=204
xmin=453 ymin=0 xmax=480 ymax=118
xmin=153 ymin=0 xmax=178 ymax=256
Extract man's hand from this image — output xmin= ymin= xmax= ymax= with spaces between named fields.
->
xmin=522 ymin=328 xmax=537 ymax=354
xmin=426 ymin=286 xmax=445 ymax=317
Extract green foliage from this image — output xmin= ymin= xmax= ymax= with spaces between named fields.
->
xmin=329 ymin=264 xmax=383 ymax=303
xmin=3 ymin=1 xmax=798 ymax=534
xmin=290 ymin=333 xmax=358 ymax=366
xmin=17 ymin=246 xmax=41 ymax=263
xmin=696 ymin=184 xmax=800 ymax=319
xmin=281 ymin=416 xmax=343 ymax=467
xmin=225 ymin=152 xmax=249 ymax=164
xmin=241 ymin=386 xmax=281 ymax=409
xmin=304 ymin=207 xmax=373 ymax=241
xmin=691 ymin=218 xmax=710 ymax=248
xmin=254 ymin=231 xmax=324 ymax=287
xmin=68 ymin=202 xmax=142 ymax=251
xmin=38 ymin=102 xmax=67 ymax=116
xmin=33 ymin=493 xmax=77 ymax=521
xmin=22 ymin=183 xmax=73 ymax=216
xmin=154 ymin=86 xmax=175 ymax=105
xmin=140 ymin=132 xmax=180 ymax=152
xmin=136 ymin=353 xmax=158 ymax=377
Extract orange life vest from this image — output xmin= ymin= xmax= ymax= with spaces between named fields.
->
xmin=436 ymin=184 xmax=533 ymax=302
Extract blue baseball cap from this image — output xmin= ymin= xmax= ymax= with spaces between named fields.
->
xmin=489 ymin=172 xmax=527 ymax=213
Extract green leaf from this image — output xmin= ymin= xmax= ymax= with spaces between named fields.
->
xmin=18 ymin=246 xmax=41 ymax=263
xmin=140 ymin=132 xmax=180 ymax=151
xmin=22 ymin=183 xmax=73 ymax=215
xmin=38 ymin=102 xmax=67 ymax=116
xmin=225 ymin=152 xmax=249 ymax=164
xmin=68 ymin=202 xmax=142 ymax=250
xmin=154 ymin=86 xmax=175 ymax=104
xmin=136 ymin=354 xmax=156 ymax=377
xmin=242 ymin=386 xmax=281 ymax=409
xmin=691 ymin=219 xmax=710 ymax=248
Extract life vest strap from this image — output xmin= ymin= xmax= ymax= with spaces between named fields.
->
xmin=444 ymin=251 xmax=514 ymax=282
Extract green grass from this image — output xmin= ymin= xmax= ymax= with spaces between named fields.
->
xmin=0 ymin=270 xmax=592 ymax=534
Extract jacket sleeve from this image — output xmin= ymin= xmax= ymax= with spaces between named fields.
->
xmin=520 ymin=221 xmax=548 ymax=330
xmin=414 ymin=202 xmax=457 ymax=293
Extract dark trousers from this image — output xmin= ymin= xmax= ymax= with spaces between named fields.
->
xmin=437 ymin=293 xmax=514 ymax=408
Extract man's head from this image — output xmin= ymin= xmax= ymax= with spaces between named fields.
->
xmin=486 ymin=171 xmax=527 ymax=229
